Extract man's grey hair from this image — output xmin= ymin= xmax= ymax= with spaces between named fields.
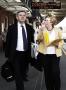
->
xmin=16 ymin=10 xmax=27 ymax=15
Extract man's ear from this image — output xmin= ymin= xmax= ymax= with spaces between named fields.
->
xmin=16 ymin=15 xmax=18 ymax=20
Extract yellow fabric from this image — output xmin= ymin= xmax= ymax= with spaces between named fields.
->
xmin=37 ymin=27 xmax=64 ymax=57
xmin=43 ymin=31 xmax=49 ymax=46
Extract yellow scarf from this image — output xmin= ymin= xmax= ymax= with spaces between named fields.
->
xmin=43 ymin=31 xmax=49 ymax=46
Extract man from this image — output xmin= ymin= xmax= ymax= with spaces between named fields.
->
xmin=5 ymin=11 xmax=34 ymax=90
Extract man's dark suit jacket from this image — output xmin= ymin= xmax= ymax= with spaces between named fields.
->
xmin=5 ymin=23 xmax=34 ymax=62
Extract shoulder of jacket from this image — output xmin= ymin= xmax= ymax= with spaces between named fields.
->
xmin=53 ymin=27 xmax=62 ymax=33
xmin=26 ymin=23 xmax=32 ymax=27
xmin=8 ymin=24 xmax=15 ymax=29
xmin=54 ymin=27 xmax=61 ymax=31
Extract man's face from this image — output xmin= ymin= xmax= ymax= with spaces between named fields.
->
xmin=16 ymin=11 xmax=26 ymax=23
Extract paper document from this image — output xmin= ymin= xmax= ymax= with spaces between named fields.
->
xmin=47 ymin=39 xmax=63 ymax=46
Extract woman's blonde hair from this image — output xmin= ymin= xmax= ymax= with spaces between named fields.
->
xmin=45 ymin=14 xmax=57 ymax=27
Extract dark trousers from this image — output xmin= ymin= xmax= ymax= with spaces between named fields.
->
xmin=14 ymin=51 xmax=29 ymax=90
xmin=37 ymin=53 xmax=60 ymax=90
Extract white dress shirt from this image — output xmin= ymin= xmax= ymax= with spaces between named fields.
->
xmin=16 ymin=22 xmax=27 ymax=51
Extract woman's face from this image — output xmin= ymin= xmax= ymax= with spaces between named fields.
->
xmin=45 ymin=17 xmax=53 ymax=31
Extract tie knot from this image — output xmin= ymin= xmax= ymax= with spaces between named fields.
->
xmin=21 ymin=25 xmax=25 ymax=31
xmin=21 ymin=25 xmax=23 ymax=27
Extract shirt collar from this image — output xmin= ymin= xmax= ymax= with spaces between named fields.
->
xmin=18 ymin=22 xmax=25 ymax=27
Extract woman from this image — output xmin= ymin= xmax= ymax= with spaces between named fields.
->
xmin=37 ymin=14 xmax=64 ymax=90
